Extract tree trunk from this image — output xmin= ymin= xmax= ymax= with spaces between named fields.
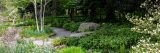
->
xmin=34 ymin=0 xmax=40 ymax=32
xmin=69 ymin=8 xmax=74 ymax=21
xmin=40 ymin=0 xmax=43 ymax=31
xmin=65 ymin=9 xmax=68 ymax=16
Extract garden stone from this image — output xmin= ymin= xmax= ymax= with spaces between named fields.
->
xmin=78 ymin=22 xmax=100 ymax=32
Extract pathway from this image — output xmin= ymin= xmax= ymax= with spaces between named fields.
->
xmin=0 ymin=27 xmax=92 ymax=47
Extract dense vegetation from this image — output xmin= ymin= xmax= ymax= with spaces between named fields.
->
xmin=0 ymin=0 xmax=160 ymax=53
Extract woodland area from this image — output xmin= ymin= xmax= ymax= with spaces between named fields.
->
xmin=0 ymin=0 xmax=160 ymax=53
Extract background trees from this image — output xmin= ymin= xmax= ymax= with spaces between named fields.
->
xmin=0 ymin=0 xmax=158 ymax=31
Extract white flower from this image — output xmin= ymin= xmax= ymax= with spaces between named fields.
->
xmin=155 ymin=43 xmax=159 ymax=46
xmin=148 ymin=17 xmax=154 ymax=21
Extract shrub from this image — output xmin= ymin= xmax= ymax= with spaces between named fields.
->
xmin=0 ymin=40 xmax=55 ymax=53
xmin=20 ymin=25 xmax=54 ymax=38
xmin=131 ymin=37 xmax=160 ymax=53
xmin=52 ymin=38 xmax=64 ymax=46
xmin=125 ymin=0 xmax=160 ymax=36
xmin=63 ymin=22 xmax=80 ymax=32
xmin=45 ymin=17 xmax=70 ymax=27
xmin=56 ymin=46 xmax=87 ymax=53
xmin=61 ymin=23 xmax=146 ymax=52
xmin=0 ymin=25 xmax=8 ymax=36
xmin=78 ymin=28 xmax=143 ymax=50
xmin=16 ymin=18 xmax=36 ymax=26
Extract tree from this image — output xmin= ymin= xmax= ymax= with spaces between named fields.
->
xmin=40 ymin=0 xmax=51 ymax=31
xmin=78 ymin=0 xmax=146 ymax=22
xmin=30 ymin=0 xmax=40 ymax=32
xmin=126 ymin=0 xmax=160 ymax=35
xmin=59 ymin=0 xmax=78 ymax=21
xmin=1 ymin=0 xmax=30 ymax=26
xmin=31 ymin=0 xmax=51 ymax=31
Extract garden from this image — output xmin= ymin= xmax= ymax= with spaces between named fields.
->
xmin=0 ymin=0 xmax=160 ymax=53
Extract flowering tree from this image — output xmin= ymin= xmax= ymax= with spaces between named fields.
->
xmin=126 ymin=0 xmax=160 ymax=35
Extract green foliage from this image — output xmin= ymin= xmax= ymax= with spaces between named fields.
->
xmin=59 ymin=0 xmax=78 ymax=9
xmin=0 ymin=25 xmax=8 ymax=36
xmin=45 ymin=17 xmax=70 ymax=27
xmin=63 ymin=22 xmax=80 ymax=32
xmin=61 ymin=37 xmax=79 ymax=46
xmin=60 ymin=23 xmax=145 ymax=52
xmin=131 ymin=37 xmax=160 ymax=53
xmin=16 ymin=18 xmax=36 ymax=26
xmin=126 ymin=0 xmax=160 ymax=36
xmin=78 ymin=28 xmax=142 ymax=50
xmin=20 ymin=25 xmax=53 ymax=38
xmin=57 ymin=46 xmax=87 ymax=53
xmin=52 ymin=38 xmax=64 ymax=46
xmin=120 ymin=44 xmax=125 ymax=53
xmin=0 ymin=41 xmax=55 ymax=53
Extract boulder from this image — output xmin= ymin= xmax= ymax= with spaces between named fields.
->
xmin=78 ymin=22 xmax=100 ymax=32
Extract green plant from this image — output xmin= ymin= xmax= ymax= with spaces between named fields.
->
xmin=0 ymin=40 xmax=55 ymax=53
xmin=61 ymin=37 xmax=79 ymax=46
xmin=20 ymin=25 xmax=54 ymax=38
xmin=125 ymin=0 xmax=160 ymax=36
xmin=61 ymin=23 xmax=146 ymax=52
xmin=52 ymin=38 xmax=64 ymax=46
xmin=63 ymin=22 xmax=80 ymax=32
xmin=45 ymin=17 xmax=70 ymax=27
xmin=15 ymin=18 xmax=36 ymax=27
xmin=52 ymin=37 xmax=79 ymax=46
xmin=0 ymin=25 xmax=8 ymax=36
xmin=57 ymin=46 xmax=87 ymax=53
xmin=120 ymin=44 xmax=125 ymax=53
xmin=131 ymin=37 xmax=160 ymax=53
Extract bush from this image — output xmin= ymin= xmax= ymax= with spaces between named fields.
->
xmin=125 ymin=0 xmax=160 ymax=36
xmin=45 ymin=17 xmax=70 ymax=27
xmin=20 ymin=25 xmax=54 ymax=38
xmin=57 ymin=46 xmax=87 ymax=53
xmin=0 ymin=25 xmax=8 ymax=36
xmin=63 ymin=22 xmax=80 ymax=32
xmin=52 ymin=37 xmax=79 ymax=46
xmin=78 ymin=28 xmax=143 ymax=50
xmin=60 ymin=23 xmax=146 ymax=52
xmin=131 ymin=37 xmax=160 ymax=53
xmin=52 ymin=38 xmax=64 ymax=46
xmin=16 ymin=18 xmax=36 ymax=26
xmin=0 ymin=40 xmax=55 ymax=53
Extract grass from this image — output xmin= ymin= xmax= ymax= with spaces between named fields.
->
xmin=57 ymin=46 xmax=87 ymax=53
xmin=0 ymin=25 xmax=8 ymax=36
xmin=0 ymin=22 xmax=12 ymax=36
xmin=20 ymin=25 xmax=54 ymax=39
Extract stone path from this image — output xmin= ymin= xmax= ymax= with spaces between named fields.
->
xmin=0 ymin=27 xmax=93 ymax=47
xmin=51 ymin=27 xmax=93 ymax=37
xmin=51 ymin=27 xmax=71 ymax=37
xmin=30 ymin=27 xmax=93 ymax=46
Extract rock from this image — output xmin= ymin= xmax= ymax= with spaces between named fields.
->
xmin=78 ymin=22 xmax=100 ymax=32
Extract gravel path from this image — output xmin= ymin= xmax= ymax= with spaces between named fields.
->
xmin=0 ymin=27 xmax=92 ymax=46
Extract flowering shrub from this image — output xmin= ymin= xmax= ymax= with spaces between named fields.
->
xmin=131 ymin=37 xmax=160 ymax=53
xmin=126 ymin=0 xmax=160 ymax=35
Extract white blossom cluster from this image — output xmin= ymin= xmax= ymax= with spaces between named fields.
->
xmin=126 ymin=0 xmax=160 ymax=36
xmin=131 ymin=37 xmax=160 ymax=53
